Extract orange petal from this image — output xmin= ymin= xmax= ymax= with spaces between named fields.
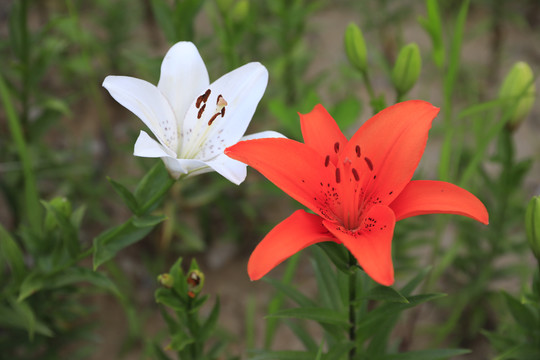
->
xmin=390 ymin=180 xmax=489 ymax=224
xmin=226 ymin=138 xmax=334 ymax=218
xmin=300 ymin=104 xmax=348 ymax=165
xmin=323 ymin=205 xmax=396 ymax=286
xmin=248 ymin=210 xmax=337 ymax=280
xmin=343 ymin=100 xmax=440 ymax=205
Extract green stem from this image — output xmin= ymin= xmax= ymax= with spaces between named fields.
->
xmin=139 ymin=177 xmax=175 ymax=214
xmin=348 ymin=252 xmax=357 ymax=359
xmin=20 ymin=0 xmax=30 ymax=128
xmin=361 ymin=71 xmax=377 ymax=104
xmin=0 ymin=73 xmax=41 ymax=231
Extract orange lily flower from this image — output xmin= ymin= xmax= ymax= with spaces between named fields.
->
xmin=225 ymin=101 xmax=488 ymax=286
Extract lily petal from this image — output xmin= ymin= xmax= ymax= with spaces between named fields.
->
xmin=390 ymin=180 xmax=489 ymax=224
xmin=344 ymin=100 xmax=440 ymax=204
xmin=204 ymin=153 xmax=248 ymax=185
xmin=323 ymin=205 xmax=396 ymax=286
xmin=181 ymin=62 xmax=268 ymax=159
xmin=134 ymin=130 xmax=176 ymax=158
xmin=226 ymin=138 xmax=334 ymax=218
xmin=157 ymin=42 xmax=210 ymax=131
xmin=248 ymin=210 xmax=337 ymax=280
xmin=300 ymin=104 xmax=347 ymax=165
xmin=103 ymin=75 xmax=178 ymax=151
xmin=161 ymin=157 xmax=212 ymax=180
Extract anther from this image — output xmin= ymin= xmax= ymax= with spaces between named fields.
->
xmin=220 ymin=107 xmax=226 ymax=117
xmin=208 ymin=112 xmax=220 ymax=125
xmin=334 ymin=142 xmax=340 ymax=153
xmin=196 ymin=95 xmax=204 ymax=108
xmin=324 ymin=155 xmax=330 ymax=167
xmin=355 ymin=145 xmax=361 ymax=157
xmin=364 ymin=157 xmax=373 ymax=171
xmin=352 ymin=168 xmax=359 ymax=181
xmin=197 ymin=103 xmax=206 ymax=119
xmin=335 ymin=168 xmax=341 ymax=183
xmin=202 ymin=89 xmax=211 ymax=102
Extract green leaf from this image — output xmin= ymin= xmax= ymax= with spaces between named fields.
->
xmin=310 ymin=246 xmax=344 ymax=310
xmin=263 ymin=278 xmax=317 ymax=308
xmin=0 ymin=300 xmax=53 ymax=339
xmin=502 ymin=291 xmax=539 ymax=330
xmin=0 ymin=224 xmax=26 ymax=282
xmin=361 ymin=285 xmax=409 ymax=304
xmin=108 ymin=177 xmax=140 ymax=214
xmin=132 ymin=214 xmax=167 ymax=228
xmin=282 ymin=319 xmax=318 ymax=352
xmin=93 ymin=216 xmax=162 ymax=269
xmin=316 ymin=242 xmax=351 ymax=274
xmin=169 ymin=331 xmax=194 ymax=352
xmin=199 ymin=297 xmax=220 ymax=341
xmin=155 ymin=288 xmax=186 ymax=311
xmin=249 ymin=351 xmax=315 ymax=360
xmin=134 ymin=162 xmax=174 ymax=214
xmin=266 ymin=307 xmax=348 ymax=327
xmin=322 ymin=342 xmax=355 ymax=360
xmin=18 ymin=266 xmax=121 ymax=301
xmin=379 ymin=348 xmax=471 ymax=360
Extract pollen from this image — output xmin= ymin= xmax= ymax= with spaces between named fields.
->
xmin=355 ymin=145 xmax=361 ymax=157
xmin=334 ymin=142 xmax=340 ymax=153
xmin=352 ymin=168 xmax=359 ymax=181
xmin=335 ymin=168 xmax=341 ymax=183
xmin=324 ymin=155 xmax=330 ymax=167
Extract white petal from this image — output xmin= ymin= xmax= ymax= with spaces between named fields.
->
xmin=103 ymin=76 xmax=178 ymax=151
xmin=181 ymin=62 xmax=268 ymax=160
xmin=204 ymin=153 xmax=248 ymax=185
xmin=157 ymin=42 xmax=210 ymax=131
xmin=240 ymin=130 xmax=287 ymax=141
xmin=161 ymin=157 xmax=212 ymax=179
xmin=134 ymin=131 xmax=176 ymax=158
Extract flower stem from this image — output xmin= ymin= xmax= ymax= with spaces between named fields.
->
xmin=348 ymin=251 xmax=357 ymax=359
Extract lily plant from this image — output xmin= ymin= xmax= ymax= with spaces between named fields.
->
xmin=226 ymin=101 xmax=489 ymax=286
xmin=103 ymin=41 xmax=283 ymax=184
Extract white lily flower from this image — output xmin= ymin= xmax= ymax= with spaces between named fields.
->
xmin=102 ymin=41 xmax=284 ymax=185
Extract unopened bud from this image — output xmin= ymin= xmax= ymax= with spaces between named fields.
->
xmin=187 ymin=269 xmax=205 ymax=295
xmin=392 ymin=43 xmax=422 ymax=97
xmin=231 ymin=0 xmax=249 ymax=23
xmin=526 ymin=196 xmax=540 ymax=261
xmin=157 ymin=273 xmax=174 ymax=288
xmin=44 ymin=197 xmax=72 ymax=231
xmin=344 ymin=23 xmax=368 ymax=73
xmin=499 ymin=62 xmax=535 ymax=131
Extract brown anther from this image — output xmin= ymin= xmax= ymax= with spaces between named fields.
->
xmin=197 ymin=103 xmax=206 ymax=119
xmin=217 ymin=94 xmax=228 ymax=106
xmin=364 ymin=157 xmax=373 ymax=171
xmin=335 ymin=168 xmax=341 ymax=183
xmin=334 ymin=142 xmax=340 ymax=153
xmin=202 ymin=89 xmax=211 ymax=102
xmin=188 ymin=291 xmax=195 ymax=298
xmin=196 ymin=94 xmax=204 ymax=108
xmin=355 ymin=145 xmax=361 ymax=157
xmin=324 ymin=155 xmax=330 ymax=167
xmin=352 ymin=168 xmax=359 ymax=181
xmin=220 ymin=107 xmax=226 ymax=117
xmin=208 ymin=112 xmax=220 ymax=125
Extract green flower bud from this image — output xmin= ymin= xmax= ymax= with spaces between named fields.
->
xmin=344 ymin=23 xmax=368 ymax=73
xmin=187 ymin=269 xmax=205 ymax=297
xmin=44 ymin=197 xmax=72 ymax=231
xmin=157 ymin=273 xmax=174 ymax=288
xmin=231 ymin=0 xmax=249 ymax=23
xmin=499 ymin=62 xmax=535 ymax=131
xmin=392 ymin=43 xmax=422 ymax=97
xmin=526 ymin=196 xmax=540 ymax=261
